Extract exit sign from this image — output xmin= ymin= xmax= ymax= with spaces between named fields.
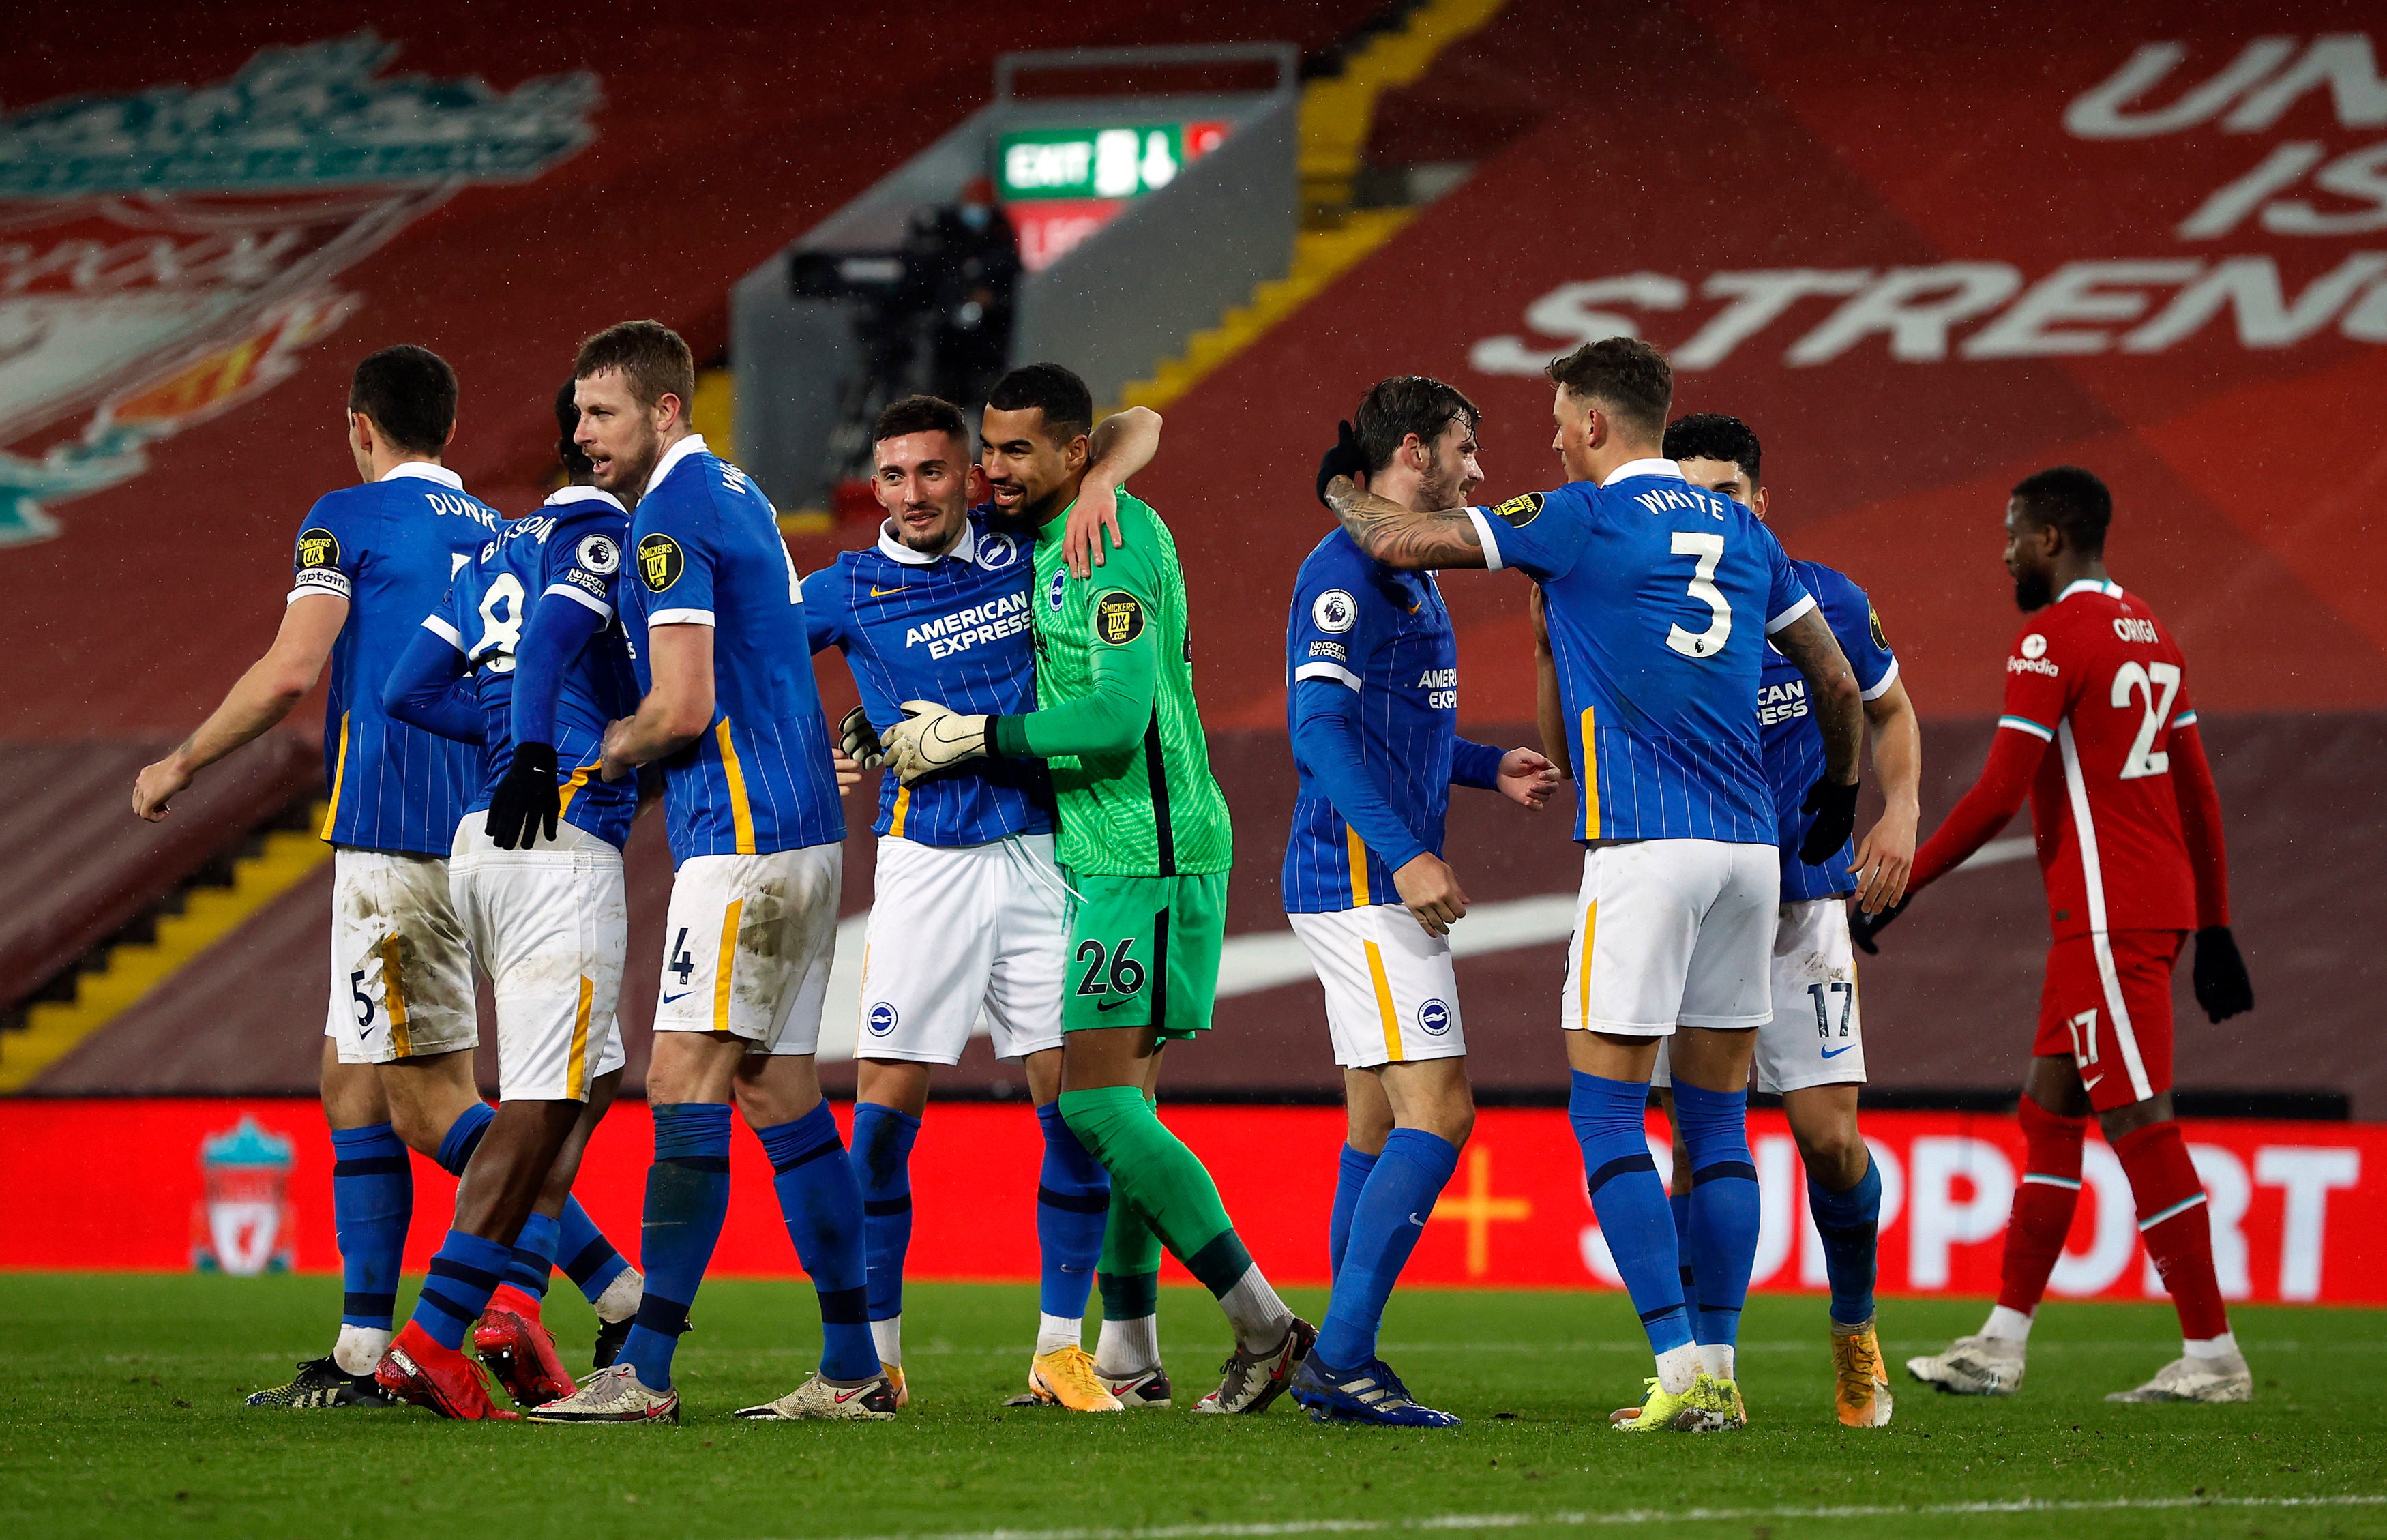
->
xmin=996 ymin=122 xmax=1228 ymax=202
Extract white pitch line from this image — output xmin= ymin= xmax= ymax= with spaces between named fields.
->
xmin=782 ymin=1494 xmax=2387 ymax=1540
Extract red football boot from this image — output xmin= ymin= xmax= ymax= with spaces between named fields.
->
xmin=473 ymin=1285 xmax=575 ymax=1406
xmin=376 ymin=1320 xmax=519 ymax=1420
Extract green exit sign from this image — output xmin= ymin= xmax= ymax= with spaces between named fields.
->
xmin=996 ymin=122 xmax=1226 ymax=201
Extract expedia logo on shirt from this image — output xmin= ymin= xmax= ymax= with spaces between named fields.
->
xmin=1491 ymin=492 xmax=1543 ymax=528
xmin=1094 ymin=589 xmax=1146 ymax=645
xmin=296 ymin=527 xmax=340 ymax=569
xmin=1869 ymin=605 xmax=1888 ymax=652
xmin=637 ymin=533 xmax=683 ymax=593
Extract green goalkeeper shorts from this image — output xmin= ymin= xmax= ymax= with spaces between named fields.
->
xmin=1061 ymin=870 xmax=1227 ymax=1039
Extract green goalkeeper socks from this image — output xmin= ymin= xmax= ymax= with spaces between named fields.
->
xmin=1059 ymin=1085 xmax=1246 ymax=1295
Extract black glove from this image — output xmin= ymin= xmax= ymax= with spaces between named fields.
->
xmin=1316 ymin=419 xmax=1366 ymax=508
xmin=2192 ymin=925 xmax=2254 ymax=1023
xmin=1798 ymin=776 xmax=1860 ymax=865
xmin=1848 ymin=895 xmax=1908 ymax=956
xmin=840 ymin=704 xmax=885 ymax=771
xmin=486 ymin=741 xmax=560 ymax=850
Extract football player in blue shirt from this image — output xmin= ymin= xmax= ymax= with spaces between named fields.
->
xmin=1322 ymin=337 xmax=1864 ymax=1432
xmin=1642 ymin=413 xmax=1920 ymax=1429
xmin=375 ymin=396 xmax=648 ymax=1417
xmin=1281 ymin=376 xmax=1558 ymax=1427
xmin=528 ymin=320 xmax=889 ymax=1425
xmin=805 ymin=392 xmax=1152 ymax=1412
xmin=133 ymin=347 xmax=638 ymax=1411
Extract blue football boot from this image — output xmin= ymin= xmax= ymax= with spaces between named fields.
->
xmin=1288 ymin=1354 xmax=1461 ymax=1427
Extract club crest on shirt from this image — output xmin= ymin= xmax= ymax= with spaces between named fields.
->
xmin=1095 ymin=590 xmax=1146 ymax=645
xmin=637 ymin=533 xmax=683 ymax=592
xmin=1491 ymin=492 xmax=1543 ymax=527
xmin=1047 ymin=569 xmax=1069 ymax=610
xmin=2020 ymin=632 xmax=2048 ymax=659
xmin=295 ymin=527 xmax=340 ymax=569
xmin=977 ymin=532 xmax=1018 ymax=569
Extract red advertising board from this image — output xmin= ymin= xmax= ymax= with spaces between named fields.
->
xmin=2 ymin=1100 xmax=2374 ymax=1305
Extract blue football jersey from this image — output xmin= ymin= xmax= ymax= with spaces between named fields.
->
xmin=290 ymin=463 xmax=501 ymax=855
xmin=1762 ymin=559 xmax=1897 ymax=900
xmin=1470 ymin=458 xmax=1812 ymax=845
xmin=1281 ymin=531 xmax=1504 ymax=913
xmin=432 ymin=487 xmax=642 ymax=849
xmin=805 ymin=511 xmax=1052 ymax=846
xmin=621 ymin=436 xmax=845 ymax=865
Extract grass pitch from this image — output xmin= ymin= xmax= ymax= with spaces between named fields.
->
xmin=0 ymin=1275 xmax=2377 ymax=1539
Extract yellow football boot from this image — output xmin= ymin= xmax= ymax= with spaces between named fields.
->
xmin=1028 ymin=1345 xmax=1124 ymax=1412
xmin=1833 ymin=1323 xmax=1893 ymax=1426
xmin=1611 ymin=1376 xmax=1702 ymax=1432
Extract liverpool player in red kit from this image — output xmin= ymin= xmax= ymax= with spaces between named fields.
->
xmin=1859 ymin=467 xmax=2255 ymax=1404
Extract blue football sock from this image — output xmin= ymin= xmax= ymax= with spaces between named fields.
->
xmin=329 ymin=1122 xmax=411 ymax=1331
xmin=847 ymin=1103 xmax=920 ymax=1324
xmin=621 ymin=1102 xmax=733 ymax=1393
xmin=1329 ymin=1142 xmax=1379 ymax=1286
xmin=434 ymin=1100 xmax=495 ymax=1177
xmin=1672 ymin=1080 xmax=1759 ymax=1354
xmin=1035 ymin=1101 xmax=1109 ymax=1320
xmin=758 ymin=1104 xmax=878 ymax=1382
xmin=1808 ymin=1157 xmax=1882 ymax=1327
xmin=1567 ymin=1071 xmax=1690 ymax=1356
xmin=556 ymin=1196 xmax=632 ymax=1304
xmin=1316 ymin=1129 xmax=1459 ymax=1369
xmin=503 ymin=1211 xmax=559 ymax=1300
xmin=409 ymin=1229 xmax=512 ymax=1351
xmin=1669 ymin=1189 xmax=1698 ymax=1319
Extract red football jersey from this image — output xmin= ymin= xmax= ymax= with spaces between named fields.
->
xmin=1997 ymin=579 xmax=2199 ymax=940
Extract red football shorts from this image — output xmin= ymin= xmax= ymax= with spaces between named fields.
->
xmin=2033 ymin=929 xmax=2186 ymax=1112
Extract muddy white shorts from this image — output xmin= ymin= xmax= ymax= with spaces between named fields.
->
xmin=448 ymin=818 xmax=629 ymax=1101
xmin=1287 ymin=904 xmax=1464 ymax=1069
xmin=855 ymin=833 xmax=1067 ymax=1065
xmin=1558 ymin=838 xmax=1778 ymax=1037
xmin=1652 ymin=896 xmax=1863 ymax=1093
xmin=325 ymin=847 xmax=477 ymax=1065
xmin=653 ymin=842 xmax=843 ymax=1056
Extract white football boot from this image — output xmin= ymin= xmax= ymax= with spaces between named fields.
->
xmin=1906 ymin=1333 xmax=2026 ymax=1396
xmin=2107 ymin=1350 xmax=2253 ymax=1404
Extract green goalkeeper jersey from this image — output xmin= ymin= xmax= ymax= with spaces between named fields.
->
xmin=986 ymin=490 xmax=1231 ymax=877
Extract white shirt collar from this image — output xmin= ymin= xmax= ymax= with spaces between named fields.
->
xmin=380 ymin=461 xmax=462 ymax=489
xmin=2058 ymin=578 xmax=2124 ymax=602
xmin=876 ymin=517 xmax=976 ymax=567
xmin=643 ymin=433 xmax=708 ymax=499
xmin=544 ymin=484 xmax=626 ymax=512
xmin=1601 ymin=457 xmax=1682 ymax=487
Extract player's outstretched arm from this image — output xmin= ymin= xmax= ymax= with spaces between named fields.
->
xmin=1322 ymin=475 xmax=1487 ymax=572
xmin=134 ymin=593 xmax=347 ymax=821
xmin=599 ymin=623 xmax=714 ymax=782
xmin=1063 ymin=406 xmax=1162 ymax=578
xmin=1850 ymin=675 xmax=1922 ymax=914
xmin=381 ymin=622 xmax=485 ymax=746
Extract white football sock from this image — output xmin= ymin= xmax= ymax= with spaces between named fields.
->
xmin=1655 ymin=1344 xmax=1700 ymax=1396
xmin=1035 ymin=1312 xmax=1082 ymax=1358
xmin=2184 ymin=1331 xmax=2239 ymax=1360
xmin=1981 ymin=1305 xmax=2034 ymax=1342
xmin=594 ymin=1267 xmax=643 ymax=1324
xmin=1698 ymin=1343 xmax=1736 ymax=1381
xmin=871 ymin=1315 xmax=902 ymax=1369
xmin=332 ymin=1324 xmax=391 ymax=1378
xmin=1216 ymin=1263 xmax=1295 ymax=1356
xmin=1095 ymin=1314 xmax=1160 ymax=1378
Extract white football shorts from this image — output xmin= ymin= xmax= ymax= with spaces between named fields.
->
xmin=448 ymin=817 xmax=629 ymax=1101
xmin=1559 ymin=838 xmax=1779 ymax=1037
xmin=653 ymin=842 xmax=843 ymax=1056
xmin=1288 ymin=904 xmax=1465 ymax=1069
xmin=325 ymin=847 xmax=477 ymax=1065
xmin=1651 ymin=896 xmax=1865 ymax=1093
xmin=855 ymin=833 xmax=1067 ymax=1065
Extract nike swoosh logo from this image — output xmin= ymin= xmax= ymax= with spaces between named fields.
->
xmin=833 ymin=1386 xmax=873 ymax=1403
xmin=1096 ymin=995 xmax=1135 ymax=1012
xmin=1820 ymin=1043 xmax=1856 ymax=1059
xmin=1407 ymin=1213 xmax=1427 ymax=1226
xmin=870 ymin=586 xmax=904 ymax=597
xmin=2081 ymin=1073 xmax=2105 ymax=1091
xmin=661 ymin=990 xmax=694 ymax=1003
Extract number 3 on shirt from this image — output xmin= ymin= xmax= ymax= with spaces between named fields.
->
xmin=1666 ymin=532 xmax=1731 ymax=660
xmin=2111 ymin=660 xmax=2181 ymax=780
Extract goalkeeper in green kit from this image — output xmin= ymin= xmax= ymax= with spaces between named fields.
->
xmin=884 ymin=363 xmax=1314 ymax=1414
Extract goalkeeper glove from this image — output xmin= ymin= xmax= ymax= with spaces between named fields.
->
xmin=885 ymin=700 xmax=990 ymax=786
xmin=840 ymin=704 xmax=885 ymax=771
xmin=1316 ymin=419 xmax=1367 ymax=508
xmin=2192 ymin=926 xmax=2254 ymax=1023
xmin=1798 ymin=776 xmax=1860 ymax=864
xmin=486 ymin=741 xmax=560 ymax=850
xmin=1849 ymin=895 xmax=1908 ymax=956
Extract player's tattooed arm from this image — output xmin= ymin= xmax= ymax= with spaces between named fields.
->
xmin=1323 ymin=476 xmax=1487 ymax=570
xmin=1772 ymin=608 xmax=1863 ymax=783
